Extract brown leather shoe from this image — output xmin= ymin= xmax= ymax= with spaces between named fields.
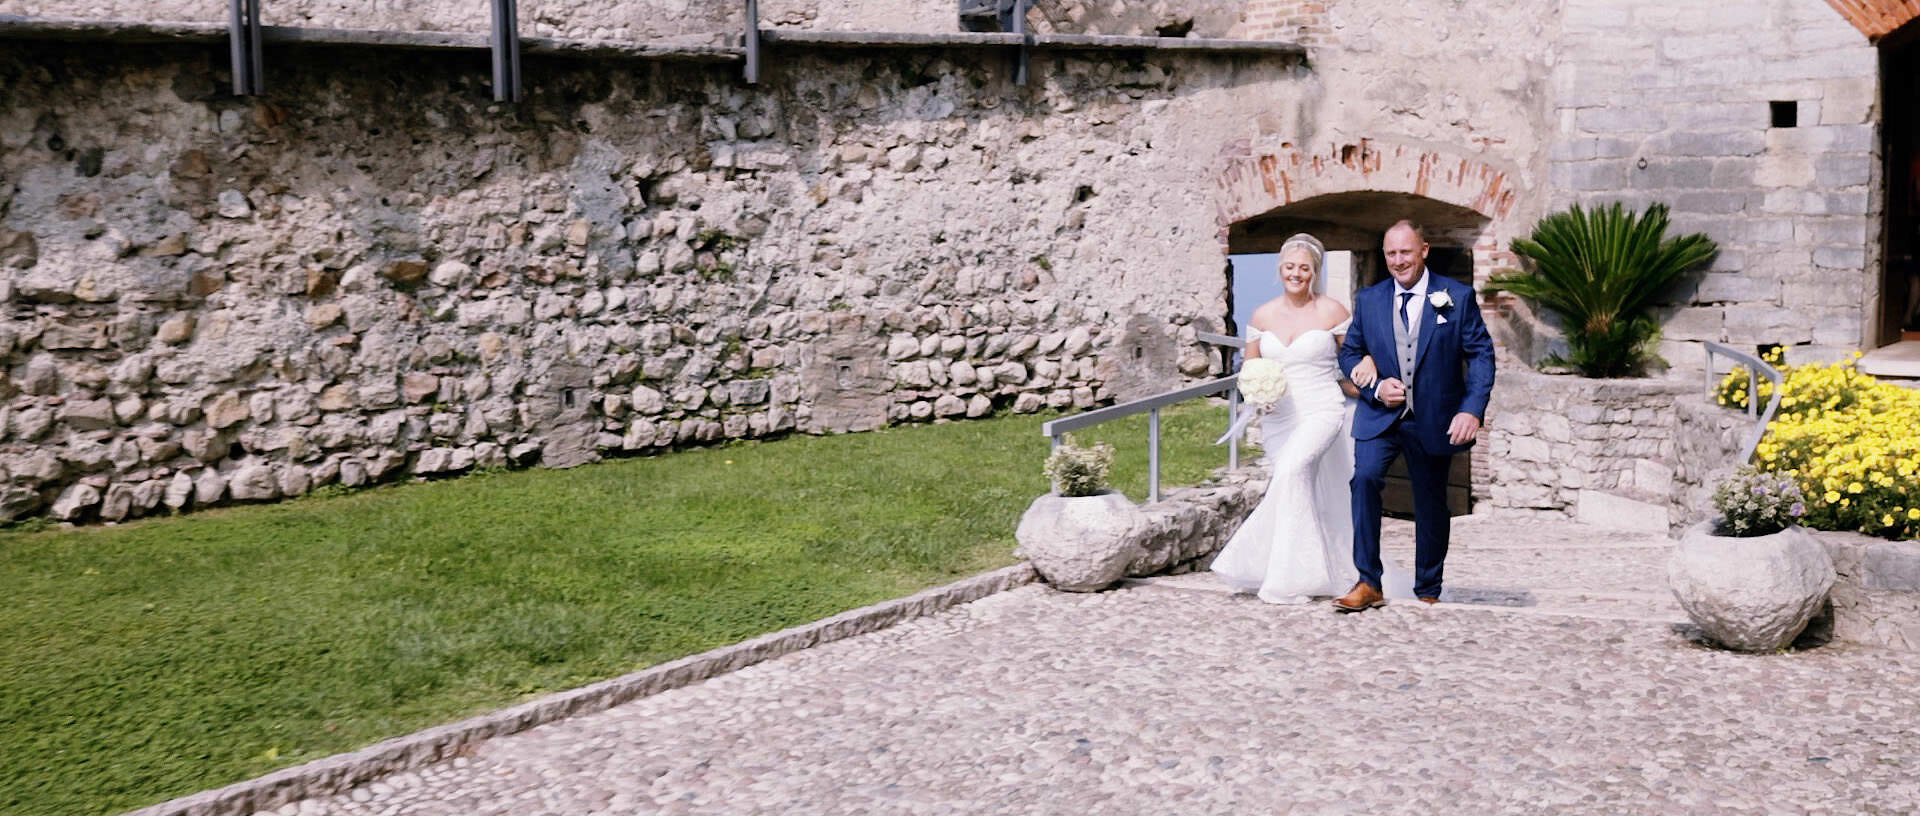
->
xmin=1333 ymin=582 xmax=1386 ymax=613
xmin=1418 ymin=596 xmax=1440 ymax=605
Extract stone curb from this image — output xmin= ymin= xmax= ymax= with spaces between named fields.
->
xmin=124 ymin=562 xmax=1039 ymax=816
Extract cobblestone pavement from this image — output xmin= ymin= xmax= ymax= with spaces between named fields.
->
xmin=274 ymin=517 xmax=1920 ymax=815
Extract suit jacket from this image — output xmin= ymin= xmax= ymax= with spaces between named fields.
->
xmin=1337 ymin=273 xmax=1496 ymax=454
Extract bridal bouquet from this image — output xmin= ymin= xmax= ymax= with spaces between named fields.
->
xmin=1216 ymin=358 xmax=1288 ymax=445
xmin=1237 ymin=358 xmax=1289 ymax=409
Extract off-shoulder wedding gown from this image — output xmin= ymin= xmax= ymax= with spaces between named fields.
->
xmin=1211 ymin=324 xmax=1411 ymax=604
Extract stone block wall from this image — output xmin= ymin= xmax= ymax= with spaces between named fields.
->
xmin=1819 ymin=530 xmax=1920 ymax=652
xmin=1670 ymin=395 xmax=1753 ymax=526
xmin=0 ymin=41 xmax=1321 ymax=523
xmin=1482 ymin=371 xmax=1750 ymax=533
xmin=1549 ymin=0 xmax=1881 ymax=369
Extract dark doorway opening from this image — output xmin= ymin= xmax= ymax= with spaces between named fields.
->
xmin=1881 ymin=24 xmax=1920 ymax=345
xmin=1226 ymin=192 xmax=1488 ymax=517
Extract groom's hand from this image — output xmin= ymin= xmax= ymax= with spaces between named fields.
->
xmin=1448 ymin=412 xmax=1482 ymax=445
xmin=1376 ymin=378 xmax=1407 ymax=407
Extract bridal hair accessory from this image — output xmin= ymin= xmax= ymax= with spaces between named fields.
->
xmin=1215 ymin=357 xmax=1288 ymax=445
xmin=1278 ymin=233 xmax=1325 ymax=277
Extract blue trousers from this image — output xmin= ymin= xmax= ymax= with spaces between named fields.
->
xmin=1351 ymin=420 xmax=1454 ymax=599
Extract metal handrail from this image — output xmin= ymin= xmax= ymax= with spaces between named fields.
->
xmin=1041 ymin=333 xmax=1249 ymax=503
xmin=1041 ymin=375 xmax=1240 ymax=503
xmin=1703 ymin=342 xmax=1784 ymax=464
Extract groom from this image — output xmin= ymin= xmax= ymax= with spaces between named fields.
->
xmin=1334 ymin=221 xmax=1496 ymax=612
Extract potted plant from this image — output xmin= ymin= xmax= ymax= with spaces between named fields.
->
xmin=1669 ymin=468 xmax=1835 ymax=652
xmin=1494 ymin=202 xmax=1717 ymax=378
xmin=1015 ymin=436 xmax=1144 ymax=592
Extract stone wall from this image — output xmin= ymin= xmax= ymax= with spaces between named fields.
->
xmin=1670 ymin=396 xmax=1753 ymax=526
xmin=0 ymin=0 xmax=740 ymax=42
xmin=1239 ymin=0 xmax=1327 ymax=42
xmin=1549 ymin=0 xmax=1881 ymax=369
xmin=0 ymin=0 xmax=1599 ymax=525
xmin=1025 ymin=0 xmax=1253 ymax=39
xmin=1482 ymin=371 xmax=1751 ymax=532
xmin=1126 ymin=466 xmax=1266 ymax=576
xmin=1818 ymin=531 xmax=1920 ymax=652
xmin=0 ymin=0 xmax=1242 ymax=39
xmin=0 ymin=41 xmax=1326 ymax=523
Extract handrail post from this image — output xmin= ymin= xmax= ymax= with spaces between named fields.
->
xmin=1703 ymin=344 xmax=1713 ymax=400
xmin=1148 ymin=407 xmax=1161 ymax=503
xmin=490 ymin=0 xmax=522 ymax=103
xmin=228 ymin=0 xmax=264 ymax=95
xmin=1226 ymin=387 xmax=1240 ymax=471
xmin=1011 ymin=0 xmax=1031 ymax=85
xmin=743 ymin=0 xmax=762 ymax=84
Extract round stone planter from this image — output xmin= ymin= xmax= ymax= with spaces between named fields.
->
xmin=1014 ymin=490 xmax=1145 ymax=592
xmin=1668 ymin=521 xmax=1836 ymax=652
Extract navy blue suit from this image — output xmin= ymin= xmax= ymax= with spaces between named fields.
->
xmin=1337 ymin=272 xmax=1495 ymax=599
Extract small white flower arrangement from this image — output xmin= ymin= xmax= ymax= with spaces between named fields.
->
xmin=1237 ymin=357 xmax=1289 ymax=409
xmin=1428 ymin=290 xmax=1453 ymax=311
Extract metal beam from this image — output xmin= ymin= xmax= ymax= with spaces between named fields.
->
xmin=227 ymin=0 xmax=264 ymax=95
xmin=1011 ymin=0 xmax=1030 ymax=85
xmin=743 ymin=0 xmax=762 ymax=84
xmin=490 ymin=0 xmax=522 ymax=102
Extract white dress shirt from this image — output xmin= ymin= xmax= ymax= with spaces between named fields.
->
xmin=1394 ymin=269 xmax=1432 ymax=335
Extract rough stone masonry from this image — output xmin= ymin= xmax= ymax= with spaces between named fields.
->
xmin=11 ymin=0 xmax=1888 ymax=526
xmin=0 ymin=41 xmax=1320 ymax=523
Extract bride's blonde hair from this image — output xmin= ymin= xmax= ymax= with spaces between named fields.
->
xmin=1278 ymin=233 xmax=1325 ymax=282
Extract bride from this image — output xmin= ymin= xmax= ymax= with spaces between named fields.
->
xmin=1211 ymin=233 xmax=1409 ymax=604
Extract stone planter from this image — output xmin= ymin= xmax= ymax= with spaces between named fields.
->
xmin=1669 ymin=521 xmax=1836 ymax=652
xmin=1014 ymin=490 xmax=1145 ymax=592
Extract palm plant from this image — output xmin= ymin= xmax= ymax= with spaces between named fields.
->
xmin=1495 ymin=202 xmax=1717 ymax=378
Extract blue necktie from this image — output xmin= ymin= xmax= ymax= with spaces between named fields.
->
xmin=1399 ymin=292 xmax=1414 ymax=331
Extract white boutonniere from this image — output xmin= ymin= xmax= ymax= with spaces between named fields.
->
xmin=1429 ymin=290 xmax=1453 ymax=324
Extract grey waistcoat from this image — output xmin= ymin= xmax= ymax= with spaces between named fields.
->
xmin=1392 ymin=292 xmax=1420 ymax=414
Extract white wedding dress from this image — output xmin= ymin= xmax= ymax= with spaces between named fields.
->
xmin=1211 ymin=324 xmax=1412 ymax=604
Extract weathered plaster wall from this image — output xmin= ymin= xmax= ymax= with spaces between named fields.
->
xmin=1549 ymin=0 xmax=1882 ymax=369
xmin=0 ymin=42 xmax=1316 ymax=522
xmin=1024 ymin=0 xmax=1251 ymax=39
xmin=762 ymin=0 xmax=951 ymax=33
xmin=1248 ymin=0 xmax=1561 ymax=283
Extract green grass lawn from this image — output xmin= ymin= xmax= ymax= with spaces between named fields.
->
xmin=0 ymin=402 xmax=1230 ymax=815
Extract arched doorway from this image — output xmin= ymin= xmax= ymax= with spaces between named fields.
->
xmin=1230 ymin=191 xmax=1494 ymax=292
xmin=1224 ymin=191 xmax=1495 ymax=518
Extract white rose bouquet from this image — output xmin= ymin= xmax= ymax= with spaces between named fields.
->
xmin=1236 ymin=357 xmax=1289 ymax=409
xmin=1216 ymin=357 xmax=1288 ymax=444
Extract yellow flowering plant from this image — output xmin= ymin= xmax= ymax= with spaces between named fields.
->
xmin=1718 ymin=351 xmax=1920 ymax=541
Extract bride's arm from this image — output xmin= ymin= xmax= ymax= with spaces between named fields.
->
xmin=1344 ymin=352 xmax=1378 ymax=388
xmin=1336 ymin=348 xmax=1370 ymax=399
xmin=1325 ymin=299 xmax=1372 ymax=397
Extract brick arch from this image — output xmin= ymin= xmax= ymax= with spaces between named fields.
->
xmin=1214 ymin=139 xmax=1524 ymax=285
xmin=1214 ymin=138 xmax=1518 ymax=230
xmin=1825 ymin=0 xmax=1920 ymax=41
